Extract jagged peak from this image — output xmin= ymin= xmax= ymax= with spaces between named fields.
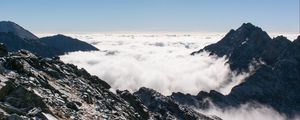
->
xmin=273 ymin=35 xmax=288 ymax=40
xmin=273 ymin=35 xmax=291 ymax=41
xmin=235 ymin=22 xmax=266 ymax=36
xmin=222 ymin=23 xmax=270 ymax=41
xmin=136 ymin=87 xmax=161 ymax=95
xmin=134 ymin=87 xmax=166 ymax=100
xmin=238 ymin=23 xmax=257 ymax=30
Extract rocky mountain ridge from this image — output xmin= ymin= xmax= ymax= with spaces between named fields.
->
xmin=191 ymin=23 xmax=293 ymax=71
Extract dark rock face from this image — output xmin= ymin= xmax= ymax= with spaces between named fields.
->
xmin=0 ymin=21 xmax=99 ymax=58
xmin=192 ymin=23 xmax=292 ymax=71
xmin=0 ymin=43 xmax=8 ymax=57
xmin=221 ymin=36 xmax=300 ymax=116
xmin=192 ymin=23 xmax=270 ymax=57
xmin=187 ymin=23 xmax=300 ymax=118
xmin=117 ymin=90 xmax=151 ymax=119
xmin=0 ymin=21 xmax=38 ymax=40
xmin=134 ymin=87 xmax=221 ymax=120
xmin=40 ymin=34 xmax=99 ymax=53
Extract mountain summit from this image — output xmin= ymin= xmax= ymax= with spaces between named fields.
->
xmin=192 ymin=23 xmax=291 ymax=71
xmin=191 ymin=23 xmax=271 ymax=57
xmin=182 ymin=23 xmax=300 ymax=117
xmin=0 ymin=21 xmax=38 ymax=39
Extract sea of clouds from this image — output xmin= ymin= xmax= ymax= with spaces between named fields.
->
xmin=39 ymin=33 xmax=297 ymax=95
xmin=55 ymin=33 xmax=251 ymax=95
xmin=198 ymin=102 xmax=300 ymax=120
xmin=37 ymin=33 xmax=299 ymax=120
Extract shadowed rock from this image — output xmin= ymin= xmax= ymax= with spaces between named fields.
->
xmin=134 ymin=87 xmax=221 ymax=120
xmin=0 ymin=21 xmax=38 ymax=39
xmin=0 ymin=21 xmax=99 ymax=58
xmin=182 ymin=23 xmax=300 ymax=118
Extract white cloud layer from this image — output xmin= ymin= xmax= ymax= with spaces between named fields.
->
xmin=58 ymin=33 xmax=249 ymax=95
xmin=56 ymin=33 xmax=299 ymax=95
xmin=40 ymin=33 xmax=300 ymax=119
xmin=198 ymin=102 xmax=300 ymax=120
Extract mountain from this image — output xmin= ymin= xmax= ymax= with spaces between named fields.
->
xmin=0 ymin=21 xmax=99 ymax=57
xmin=174 ymin=23 xmax=300 ymax=117
xmin=0 ymin=44 xmax=218 ymax=120
xmin=0 ymin=21 xmax=38 ymax=39
xmin=191 ymin=23 xmax=292 ymax=71
xmin=0 ymin=32 xmax=61 ymax=57
xmin=40 ymin=34 xmax=98 ymax=53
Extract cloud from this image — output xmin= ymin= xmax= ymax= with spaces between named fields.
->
xmin=197 ymin=102 xmax=300 ymax=120
xmin=59 ymin=33 xmax=251 ymax=95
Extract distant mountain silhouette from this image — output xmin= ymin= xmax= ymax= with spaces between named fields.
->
xmin=0 ymin=21 xmax=38 ymax=39
xmin=40 ymin=34 xmax=98 ymax=53
xmin=0 ymin=21 xmax=99 ymax=57
xmin=0 ymin=32 xmax=60 ymax=57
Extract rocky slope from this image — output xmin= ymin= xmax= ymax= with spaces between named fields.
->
xmin=134 ymin=87 xmax=221 ymax=120
xmin=0 ymin=44 xmax=218 ymax=120
xmin=0 ymin=21 xmax=98 ymax=58
xmin=178 ymin=23 xmax=300 ymax=118
xmin=0 ymin=45 xmax=139 ymax=119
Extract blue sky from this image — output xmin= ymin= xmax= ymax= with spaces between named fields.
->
xmin=1 ymin=0 xmax=299 ymax=33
